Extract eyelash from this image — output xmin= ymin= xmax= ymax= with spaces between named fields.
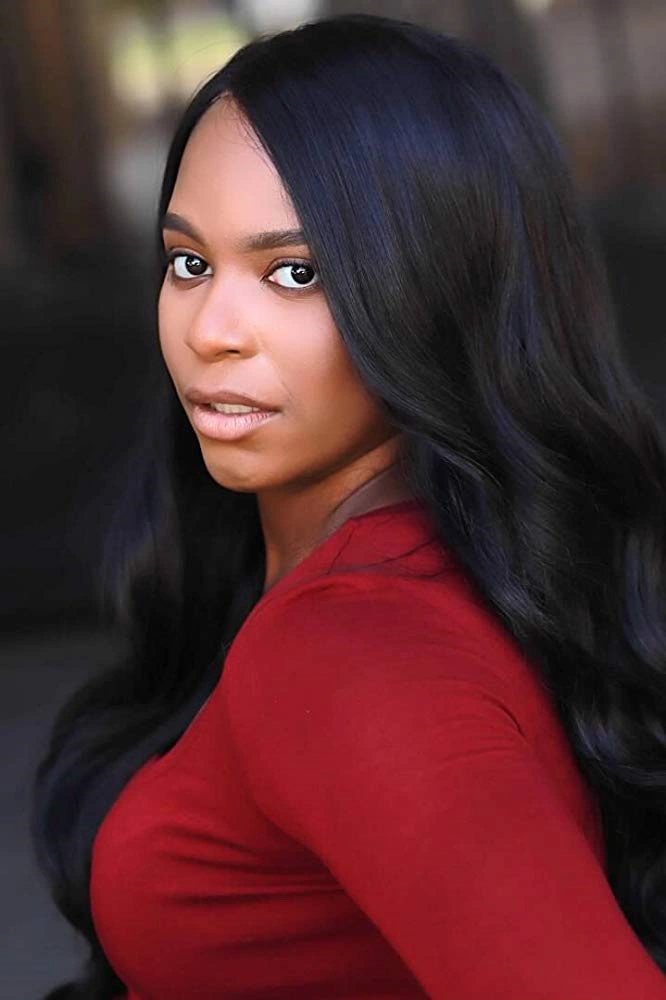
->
xmin=164 ymin=250 xmax=320 ymax=293
xmin=265 ymin=257 xmax=321 ymax=292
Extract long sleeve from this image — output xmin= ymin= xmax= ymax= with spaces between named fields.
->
xmin=222 ymin=575 xmax=666 ymax=999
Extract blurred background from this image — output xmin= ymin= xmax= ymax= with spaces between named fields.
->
xmin=1 ymin=1 xmax=664 ymax=996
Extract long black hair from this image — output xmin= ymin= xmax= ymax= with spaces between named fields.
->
xmin=32 ymin=14 xmax=666 ymax=997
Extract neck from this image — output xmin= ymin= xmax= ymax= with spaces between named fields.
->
xmin=260 ymin=460 xmax=412 ymax=594
xmin=322 ymin=463 xmax=413 ymax=538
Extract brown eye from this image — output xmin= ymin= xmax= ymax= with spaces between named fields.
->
xmin=289 ymin=264 xmax=315 ymax=285
xmin=171 ymin=253 xmax=212 ymax=279
xmin=267 ymin=261 xmax=320 ymax=290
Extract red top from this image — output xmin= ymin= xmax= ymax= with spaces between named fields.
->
xmin=91 ymin=498 xmax=666 ymax=999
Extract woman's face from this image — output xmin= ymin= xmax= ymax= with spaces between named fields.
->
xmin=159 ymin=97 xmax=399 ymax=497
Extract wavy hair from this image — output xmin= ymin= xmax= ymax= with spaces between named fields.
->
xmin=32 ymin=14 xmax=666 ymax=997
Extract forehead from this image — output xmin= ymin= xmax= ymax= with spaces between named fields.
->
xmin=168 ymin=97 xmax=298 ymax=232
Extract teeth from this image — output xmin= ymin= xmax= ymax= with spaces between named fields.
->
xmin=210 ymin=403 xmax=262 ymax=414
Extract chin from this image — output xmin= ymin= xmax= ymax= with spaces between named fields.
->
xmin=198 ymin=452 xmax=277 ymax=494
xmin=202 ymin=466 xmax=259 ymax=493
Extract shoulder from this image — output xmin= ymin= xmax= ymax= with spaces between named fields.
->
xmin=220 ymin=570 xmax=535 ymax=842
xmin=219 ymin=569 xmax=603 ymax=868
xmin=223 ymin=567 xmax=530 ymax=725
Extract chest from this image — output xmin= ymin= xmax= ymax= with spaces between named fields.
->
xmin=90 ymin=681 xmax=426 ymax=999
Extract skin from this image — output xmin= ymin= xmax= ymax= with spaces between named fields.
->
xmin=159 ymin=97 xmax=412 ymax=593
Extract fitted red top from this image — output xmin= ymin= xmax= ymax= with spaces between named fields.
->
xmin=91 ymin=498 xmax=666 ymax=999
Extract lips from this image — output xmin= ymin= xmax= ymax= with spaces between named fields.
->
xmin=189 ymin=401 xmax=280 ymax=442
xmin=184 ymin=386 xmax=279 ymax=412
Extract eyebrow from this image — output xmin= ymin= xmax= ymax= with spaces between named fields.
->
xmin=161 ymin=212 xmax=308 ymax=253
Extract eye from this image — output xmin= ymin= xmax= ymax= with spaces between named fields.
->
xmin=266 ymin=261 xmax=320 ymax=291
xmin=168 ymin=252 xmax=212 ymax=280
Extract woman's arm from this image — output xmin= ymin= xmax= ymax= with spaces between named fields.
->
xmin=223 ymin=579 xmax=666 ymax=999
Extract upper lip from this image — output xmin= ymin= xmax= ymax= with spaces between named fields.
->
xmin=184 ymin=386 xmax=279 ymax=411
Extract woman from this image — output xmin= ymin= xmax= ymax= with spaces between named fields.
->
xmin=33 ymin=14 xmax=666 ymax=999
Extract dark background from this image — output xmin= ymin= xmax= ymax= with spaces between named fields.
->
xmin=1 ymin=2 xmax=664 ymax=997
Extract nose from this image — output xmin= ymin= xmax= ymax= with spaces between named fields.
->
xmin=184 ymin=274 xmax=256 ymax=361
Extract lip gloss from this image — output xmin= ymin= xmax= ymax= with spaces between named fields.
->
xmin=190 ymin=404 xmax=279 ymax=441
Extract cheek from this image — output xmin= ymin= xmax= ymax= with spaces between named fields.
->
xmin=283 ymin=313 xmax=388 ymax=437
xmin=277 ymin=310 xmax=352 ymax=406
xmin=157 ymin=283 xmax=184 ymax=370
xmin=298 ymin=295 xmax=343 ymax=367
xmin=157 ymin=282 xmax=170 ymax=349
